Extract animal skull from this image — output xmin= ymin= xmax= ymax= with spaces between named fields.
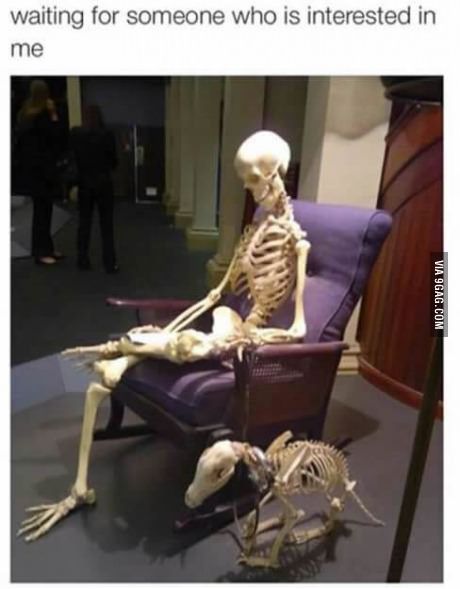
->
xmin=184 ymin=440 xmax=239 ymax=508
xmin=234 ymin=130 xmax=290 ymax=211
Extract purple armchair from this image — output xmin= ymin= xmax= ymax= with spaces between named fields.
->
xmin=97 ymin=201 xmax=391 ymax=450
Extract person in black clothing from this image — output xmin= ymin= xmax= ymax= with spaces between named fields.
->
xmin=70 ymin=105 xmax=119 ymax=273
xmin=15 ymin=80 xmax=64 ymax=265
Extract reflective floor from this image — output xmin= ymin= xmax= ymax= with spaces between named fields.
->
xmin=11 ymin=361 xmax=442 ymax=582
xmin=11 ymin=199 xmax=442 ymax=581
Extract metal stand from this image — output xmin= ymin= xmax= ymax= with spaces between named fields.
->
xmin=387 ymin=337 xmax=442 ymax=581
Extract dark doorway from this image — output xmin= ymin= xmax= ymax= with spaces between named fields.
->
xmin=80 ymin=77 xmax=166 ymax=201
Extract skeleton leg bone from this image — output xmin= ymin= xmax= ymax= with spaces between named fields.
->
xmin=285 ymin=497 xmax=344 ymax=546
xmin=242 ymin=507 xmax=306 ymax=559
xmin=93 ymin=353 xmax=142 ymax=388
xmin=18 ymin=382 xmax=112 ymax=541
xmin=20 ymin=319 xmax=249 ymax=541
xmin=62 ymin=340 xmax=122 ymax=359
xmin=239 ymin=493 xmax=301 ymax=568
xmin=240 ymin=492 xmax=273 ymax=556
xmin=256 ymin=508 xmax=306 ymax=537
xmin=242 ymin=491 xmax=305 ymax=540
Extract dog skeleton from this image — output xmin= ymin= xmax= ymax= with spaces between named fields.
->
xmin=185 ymin=431 xmax=384 ymax=568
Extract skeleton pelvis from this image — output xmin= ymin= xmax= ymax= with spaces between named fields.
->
xmin=212 ymin=306 xmax=244 ymax=338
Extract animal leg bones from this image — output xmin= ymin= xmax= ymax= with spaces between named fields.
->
xmin=242 ymin=506 xmax=306 ymax=559
xmin=239 ymin=492 xmax=301 ymax=568
xmin=186 ymin=432 xmax=384 ymax=568
xmin=286 ymin=497 xmax=344 ymax=545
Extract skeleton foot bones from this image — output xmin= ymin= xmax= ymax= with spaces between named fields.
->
xmin=19 ymin=131 xmax=312 ymax=541
xmin=185 ymin=431 xmax=384 ymax=568
xmin=17 ymin=381 xmax=111 ymax=541
xmin=17 ymin=489 xmax=96 ymax=542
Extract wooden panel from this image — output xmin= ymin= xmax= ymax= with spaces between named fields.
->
xmin=368 ymin=182 xmax=442 ymax=391
xmin=359 ymin=358 xmax=443 ymax=418
xmin=384 ymin=141 xmax=442 ymax=214
xmin=358 ymin=101 xmax=442 ymax=411
xmin=382 ymin=106 xmax=442 ymax=192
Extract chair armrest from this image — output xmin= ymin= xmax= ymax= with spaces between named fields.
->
xmin=106 ymin=297 xmax=196 ymax=312
xmin=254 ymin=341 xmax=349 ymax=360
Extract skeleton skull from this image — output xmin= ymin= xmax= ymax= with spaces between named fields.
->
xmin=184 ymin=440 xmax=239 ymax=508
xmin=234 ymin=130 xmax=290 ymax=211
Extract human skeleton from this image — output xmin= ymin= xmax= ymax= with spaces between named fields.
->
xmin=18 ymin=130 xmax=311 ymax=541
xmin=185 ymin=431 xmax=384 ymax=569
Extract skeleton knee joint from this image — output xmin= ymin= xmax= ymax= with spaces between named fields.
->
xmin=87 ymin=382 xmax=112 ymax=402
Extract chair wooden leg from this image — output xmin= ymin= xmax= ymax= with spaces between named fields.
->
xmin=94 ymin=395 xmax=154 ymax=440
xmin=107 ymin=395 xmax=125 ymax=429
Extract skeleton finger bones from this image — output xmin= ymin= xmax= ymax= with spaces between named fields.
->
xmin=20 ymin=131 xmax=313 ymax=542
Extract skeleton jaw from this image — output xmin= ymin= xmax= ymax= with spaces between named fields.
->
xmin=248 ymin=174 xmax=284 ymax=212
xmin=185 ymin=468 xmax=234 ymax=508
xmin=253 ymin=185 xmax=278 ymax=211
xmin=185 ymin=441 xmax=239 ymax=508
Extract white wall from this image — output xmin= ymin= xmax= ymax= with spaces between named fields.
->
xmin=299 ymin=76 xmax=391 ymax=355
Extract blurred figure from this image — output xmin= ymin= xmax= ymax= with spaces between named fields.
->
xmin=70 ymin=104 xmax=119 ymax=272
xmin=15 ymin=79 xmax=64 ymax=265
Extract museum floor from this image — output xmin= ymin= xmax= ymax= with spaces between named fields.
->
xmin=11 ymin=200 xmax=442 ymax=582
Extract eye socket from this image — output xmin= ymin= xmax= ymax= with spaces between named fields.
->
xmin=247 ymin=174 xmax=260 ymax=184
xmin=216 ymin=468 xmax=226 ymax=479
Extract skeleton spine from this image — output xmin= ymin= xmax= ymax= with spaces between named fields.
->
xmin=269 ymin=440 xmax=383 ymax=525
xmin=273 ymin=441 xmax=350 ymax=496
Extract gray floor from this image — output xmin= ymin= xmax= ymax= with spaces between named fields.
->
xmin=11 ymin=357 xmax=442 ymax=582
xmin=11 ymin=199 xmax=213 ymax=366
xmin=11 ymin=199 xmax=443 ymax=581
xmin=11 ymin=196 xmax=71 ymax=258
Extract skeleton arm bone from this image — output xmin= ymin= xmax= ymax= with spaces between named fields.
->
xmin=288 ymin=239 xmax=310 ymax=337
xmin=161 ymin=252 xmax=238 ymax=334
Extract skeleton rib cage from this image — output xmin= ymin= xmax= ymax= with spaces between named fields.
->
xmin=263 ymin=439 xmax=384 ymax=526
xmin=270 ymin=440 xmax=351 ymax=500
xmin=229 ymin=195 xmax=306 ymax=326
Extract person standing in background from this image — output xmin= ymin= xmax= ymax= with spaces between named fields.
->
xmin=70 ymin=104 xmax=119 ymax=273
xmin=15 ymin=79 xmax=64 ymax=265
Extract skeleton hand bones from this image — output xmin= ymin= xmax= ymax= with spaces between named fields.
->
xmin=20 ymin=130 xmax=314 ymax=543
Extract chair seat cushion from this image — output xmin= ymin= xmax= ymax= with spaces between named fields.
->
xmin=121 ymin=357 xmax=235 ymax=426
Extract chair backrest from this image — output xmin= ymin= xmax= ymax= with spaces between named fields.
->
xmin=224 ymin=199 xmax=392 ymax=343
